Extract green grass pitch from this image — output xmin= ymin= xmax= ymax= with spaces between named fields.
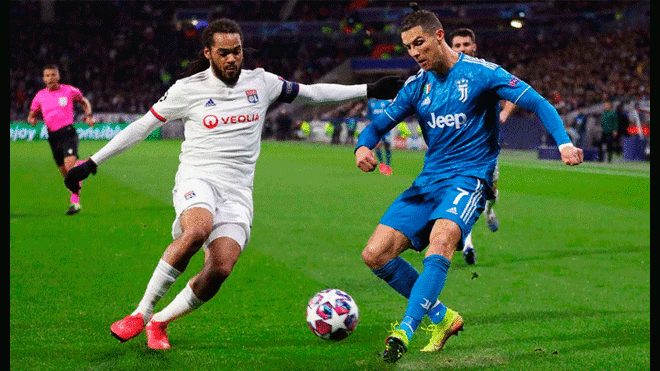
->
xmin=10 ymin=140 xmax=649 ymax=370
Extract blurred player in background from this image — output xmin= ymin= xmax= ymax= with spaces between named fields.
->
xmin=355 ymin=4 xmax=583 ymax=363
xmin=65 ymin=18 xmax=402 ymax=350
xmin=448 ymin=27 xmax=514 ymax=264
xmin=366 ymin=98 xmax=394 ymax=175
xmin=27 ymin=64 xmax=94 ymax=215
xmin=343 ymin=101 xmax=364 ymax=145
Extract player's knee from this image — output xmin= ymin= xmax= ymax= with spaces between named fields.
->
xmin=361 ymin=245 xmax=388 ymax=270
xmin=182 ymin=225 xmax=212 ymax=246
xmin=204 ymin=260 xmax=235 ymax=285
xmin=427 ymin=234 xmax=460 ymax=259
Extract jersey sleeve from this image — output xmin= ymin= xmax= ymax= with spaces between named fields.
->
xmin=70 ymin=86 xmax=84 ymax=102
xmin=29 ymin=91 xmax=42 ymax=112
xmin=149 ymin=81 xmax=188 ymax=122
xmin=490 ymin=68 xmax=571 ymax=147
xmin=262 ymin=70 xmax=299 ymax=104
xmin=90 ymin=110 xmax=165 ymax=165
xmin=490 ymin=67 xmax=533 ymax=105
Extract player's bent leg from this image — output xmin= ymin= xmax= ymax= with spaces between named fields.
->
xmin=427 ymin=219 xmax=462 ymax=260
xmin=110 ymin=208 xmax=211 ymax=345
xmin=190 ymin=236 xmax=242 ymax=301
xmin=361 ymin=224 xmax=411 ymax=270
xmin=162 ymin=207 xmax=214 ymax=272
xmin=146 ymin=235 xmax=243 ymax=350
xmin=412 ymin=219 xmax=462 ymax=352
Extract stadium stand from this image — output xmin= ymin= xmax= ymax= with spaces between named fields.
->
xmin=10 ymin=0 xmax=649 ymax=155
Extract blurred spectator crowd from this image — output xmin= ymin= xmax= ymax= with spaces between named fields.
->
xmin=10 ymin=0 xmax=649 ymax=124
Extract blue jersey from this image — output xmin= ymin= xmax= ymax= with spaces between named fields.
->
xmin=357 ymin=53 xmax=571 ymax=191
xmin=366 ymin=98 xmax=390 ymax=121
xmin=366 ymin=98 xmax=393 ymax=140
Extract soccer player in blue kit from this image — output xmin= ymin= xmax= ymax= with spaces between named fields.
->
xmin=366 ymin=98 xmax=394 ymax=175
xmin=354 ymin=4 xmax=583 ymax=363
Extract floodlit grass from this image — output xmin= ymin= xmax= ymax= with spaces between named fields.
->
xmin=10 ymin=140 xmax=649 ymax=370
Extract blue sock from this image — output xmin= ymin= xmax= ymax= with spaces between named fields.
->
xmin=400 ymin=316 xmax=420 ymax=340
xmin=399 ymin=254 xmax=451 ymax=340
xmin=372 ymin=257 xmax=419 ymax=299
xmin=428 ymin=301 xmax=448 ymax=324
xmin=375 ymin=149 xmax=384 ymax=163
xmin=385 ymin=149 xmax=391 ymax=166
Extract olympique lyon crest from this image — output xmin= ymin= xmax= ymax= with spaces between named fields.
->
xmin=245 ymin=89 xmax=259 ymax=103
xmin=456 ymin=79 xmax=469 ymax=103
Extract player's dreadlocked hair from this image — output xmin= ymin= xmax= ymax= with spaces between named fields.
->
xmin=178 ymin=18 xmax=244 ymax=78
xmin=399 ymin=2 xmax=443 ymax=34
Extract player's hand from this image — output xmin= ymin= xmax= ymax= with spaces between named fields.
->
xmin=356 ymin=146 xmax=378 ymax=172
xmin=65 ymin=159 xmax=97 ymax=194
xmin=83 ymin=114 xmax=95 ymax=127
xmin=366 ymin=76 xmax=404 ymax=100
xmin=560 ymin=144 xmax=583 ymax=166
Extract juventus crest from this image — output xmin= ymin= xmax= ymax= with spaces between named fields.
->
xmin=456 ymin=78 xmax=469 ymax=103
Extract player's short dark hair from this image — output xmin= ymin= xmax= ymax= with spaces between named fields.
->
xmin=202 ymin=18 xmax=243 ymax=49
xmin=399 ymin=3 xmax=443 ymax=34
xmin=448 ymin=28 xmax=476 ymax=43
xmin=43 ymin=64 xmax=59 ymax=71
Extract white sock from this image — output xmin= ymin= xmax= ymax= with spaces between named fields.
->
xmin=132 ymin=259 xmax=181 ymax=322
xmin=464 ymin=231 xmax=474 ymax=249
xmin=151 ymin=282 xmax=205 ymax=324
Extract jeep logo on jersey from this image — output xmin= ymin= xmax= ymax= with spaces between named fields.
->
xmin=456 ymin=79 xmax=469 ymax=103
xmin=427 ymin=112 xmax=467 ymax=129
xmin=245 ymin=89 xmax=259 ymax=103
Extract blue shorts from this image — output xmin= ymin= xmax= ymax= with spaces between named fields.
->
xmin=379 ymin=176 xmax=487 ymax=252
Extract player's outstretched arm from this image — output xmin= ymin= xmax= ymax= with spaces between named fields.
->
xmin=295 ymin=76 xmax=403 ymax=104
xmin=64 ymin=110 xmax=164 ymax=194
xmin=506 ymin=85 xmax=583 ymax=166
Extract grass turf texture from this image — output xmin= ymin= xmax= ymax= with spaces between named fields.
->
xmin=10 ymin=140 xmax=649 ymax=370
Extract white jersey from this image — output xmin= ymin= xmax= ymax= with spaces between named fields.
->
xmin=90 ymin=66 xmax=366 ymax=187
xmin=151 ymin=67 xmax=286 ymax=187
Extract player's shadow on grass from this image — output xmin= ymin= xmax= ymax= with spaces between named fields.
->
xmin=90 ymin=343 xmax=171 ymax=369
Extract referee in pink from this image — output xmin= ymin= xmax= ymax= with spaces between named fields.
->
xmin=27 ymin=64 xmax=94 ymax=215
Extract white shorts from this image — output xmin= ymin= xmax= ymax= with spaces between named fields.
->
xmin=171 ymin=178 xmax=252 ymax=250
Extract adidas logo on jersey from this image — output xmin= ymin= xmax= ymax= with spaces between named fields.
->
xmin=421 ymin=97 xmax=431 ymax=106
xmin=205 ymin=99 xmax=216 ymax=107
xmin=446 ymin=207 xmax=458 ymax=215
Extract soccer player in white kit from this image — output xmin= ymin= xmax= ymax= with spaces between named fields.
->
xmin=65 ymin=18 xmax=402 ymax=350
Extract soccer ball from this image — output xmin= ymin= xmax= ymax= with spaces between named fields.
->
xmin=306 ymin=289 xmax=359 ymax=341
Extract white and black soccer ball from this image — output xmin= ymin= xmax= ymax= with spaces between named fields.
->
xmin=306 ymin=289 xmax=359 ymax=341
